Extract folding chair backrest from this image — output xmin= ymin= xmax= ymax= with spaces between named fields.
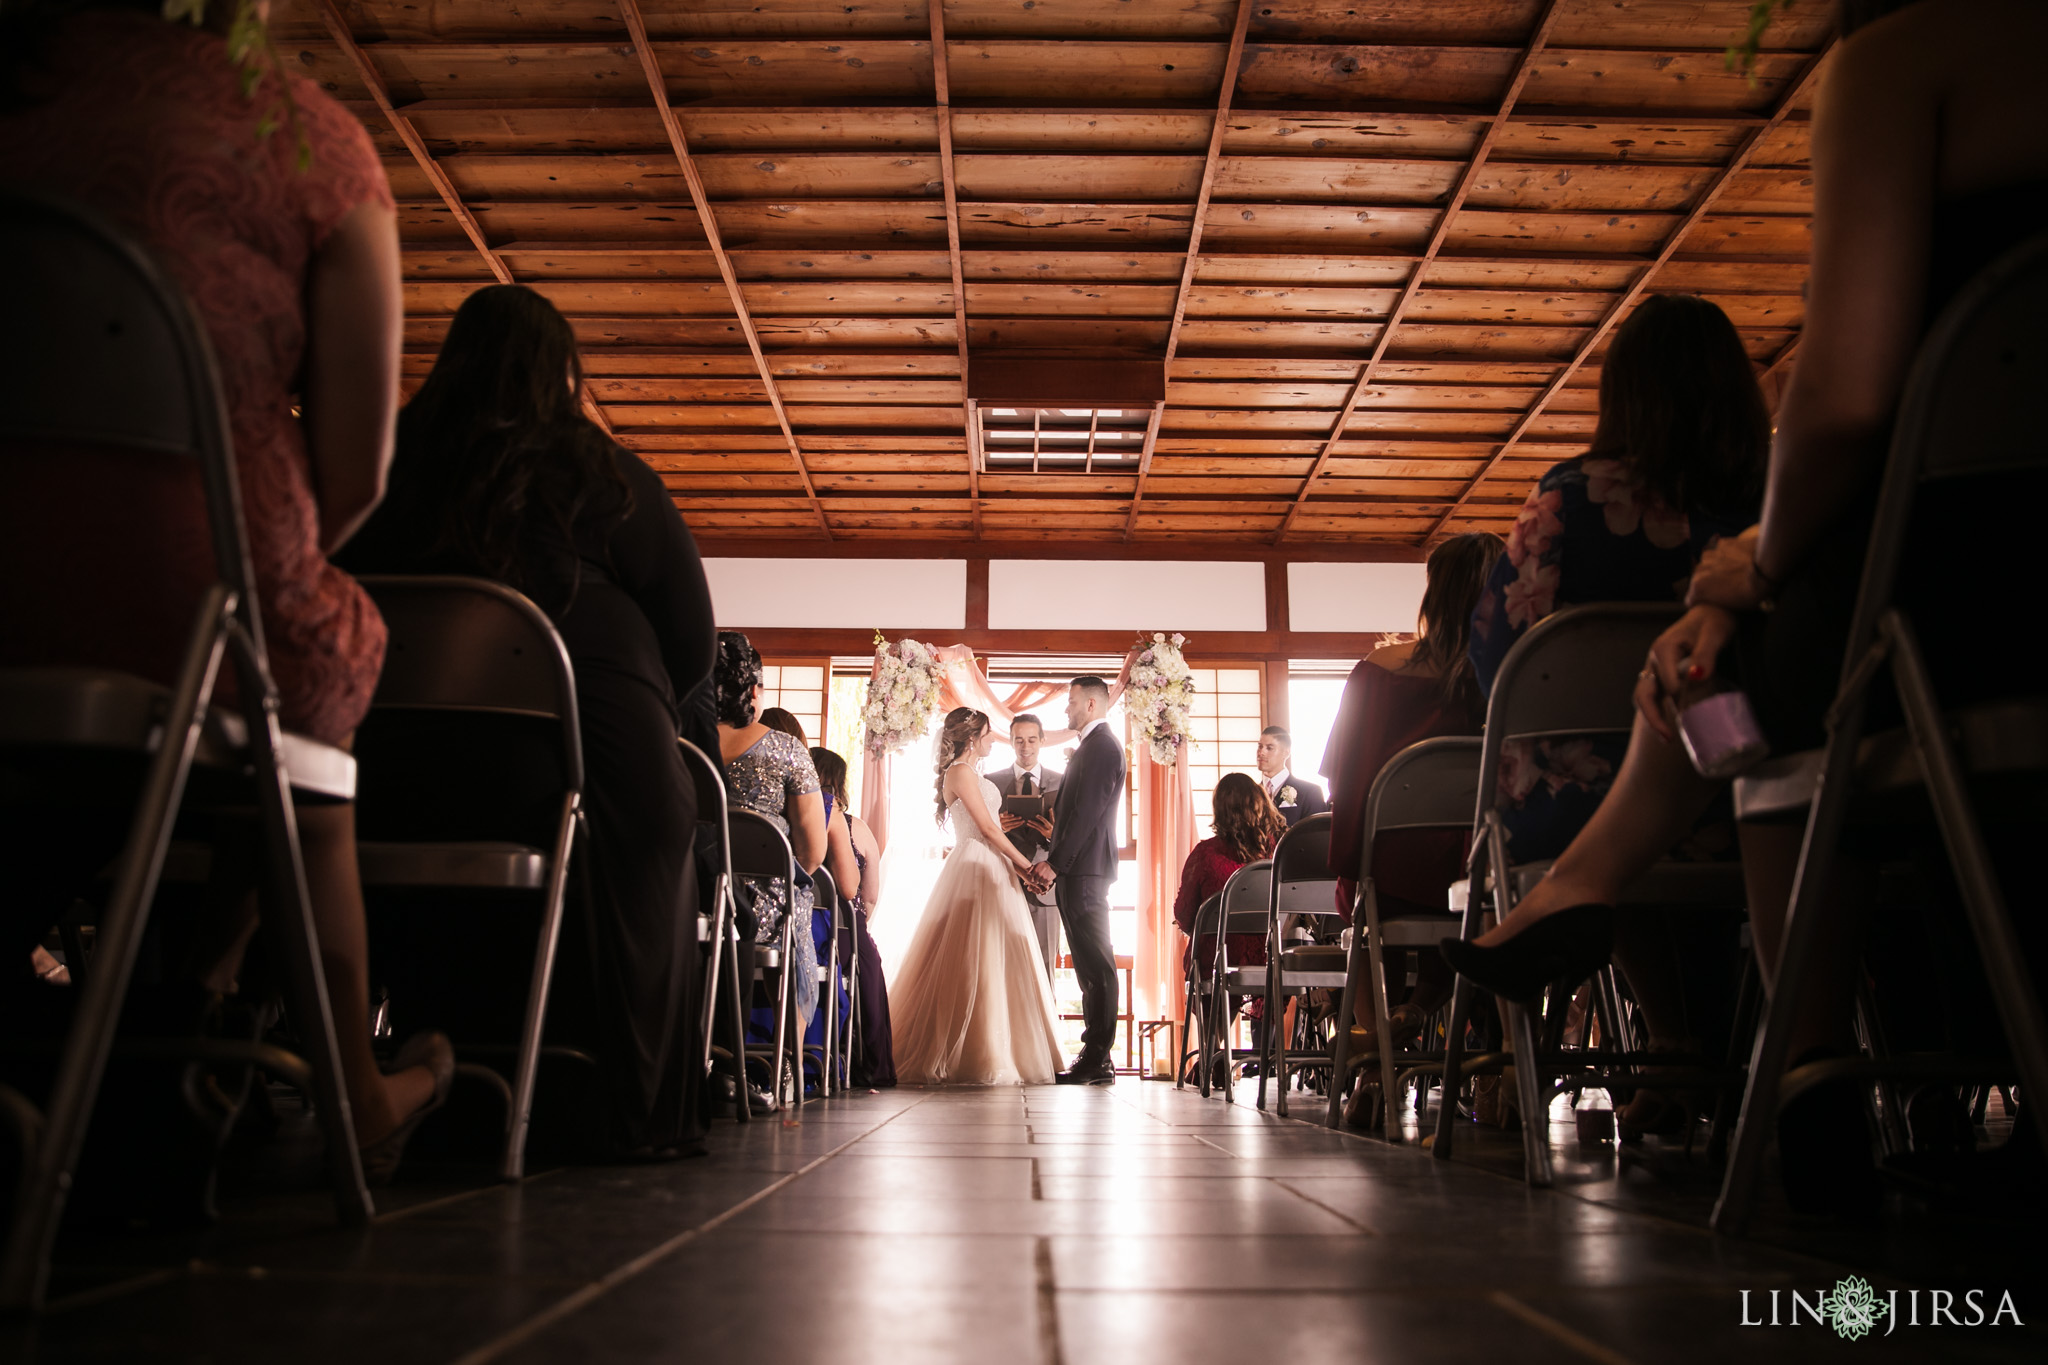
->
xmin=1361 ymin=735 xmax=1482 ymax=877
xmin=812 ymin=866 xmax=838 ymax=921
xmin=1855 ymin=232 xmax=2048 ymax=665
xmin=679 ymin=738 xmax=729 ymax=877
xmin=1189 ymin=892 xmax=1223 ymax=939
xmin=1270 ymin=812 xmax=1340 ymax=915
xmin=728 ymin=810 xmax=797 ymax=927
xmin=0 ymin=189 xmax=256 ymax=639
xmin=1476 ymin=602 xmax=1680 ymax=821
xmin=358 ymin=576 xmax=582 ymax=790
xmin=1218 ymin=860 xmax=1273 ymax=934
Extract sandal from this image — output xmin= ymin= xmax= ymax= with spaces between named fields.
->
xmin=357 ymin=1030 xmax=455 ymax=1186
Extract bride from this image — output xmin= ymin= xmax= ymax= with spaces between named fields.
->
xmin=891 ymin=707 xmax=1065 ymax=1085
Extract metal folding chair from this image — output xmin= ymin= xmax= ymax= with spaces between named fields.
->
xmin=1207 ymin=860 xmax=1273 ymax=1104
xmin=349 ymin=576 xmax=582 ymax=1181
xmin=1175 ymin=892 xmax=1220 ymax=1092
xmin=1712 ymin=232 xmax=2048 ymax=1234
xmin=678 ymin=739 xmax=751 ymax=1124
xmin=727 ymin=810 xmax=804 ymax=1113
xmin=0 ymin=190 xmax=369 ymax=1309
xmin=1433 ymin=603 xmax=1749 ymax=1185
xmin=1328 ymin=737 xmax=1482 ymax=1136
xmin=808 ymin=865 xmax=841 ymax=1098
xmin=1259 ymin=813 xmax=1348 ymax=1116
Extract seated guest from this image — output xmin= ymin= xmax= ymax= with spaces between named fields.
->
xmin=1468 ymin=292 xmax=1768 ymax=863
xmin=1322 ymin=532 xmax=1504 ymax=1079
xmin=714 ymin=634 xmax=827 ymax=1049
xmin=1254 ymin=727 xmax=1327 ymax=826
xmin=811 ymin=747 xmax=895 ymax=1087
xmin=759 ymin=708 xmax=807 ymax=744
xmin=342 ymin=283 xmax=714 ymax=1158
xmin=0 ymin=1 xmax=447 ymax=1174
xmin=1458 ymin=293 xmax=1767 ymax=1142
xmin=1448 ymin=0 xmax=2048 ymax=1211
xmin=1174 ymin=772 xmax=1285 ymax=981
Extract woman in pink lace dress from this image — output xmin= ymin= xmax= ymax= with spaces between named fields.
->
xmin=0 ymin=4 xmax=445 ymax=1171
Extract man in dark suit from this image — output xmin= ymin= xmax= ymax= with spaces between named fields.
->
xmin=988 ymin=712 xmax=1062 ymax=982
xmin=1256 ymin=725 xmax=1328 ymax=827
xmin=1047 ymin=676 xmax=1125 ymax=1086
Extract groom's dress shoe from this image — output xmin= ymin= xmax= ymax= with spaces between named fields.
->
xmin=1057 ymin=1055 xmax=1116 ymax=1087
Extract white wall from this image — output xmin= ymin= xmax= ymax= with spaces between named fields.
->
xmin=703 ymin=558 xmax=967 ymax=630
xmin=1287 ymin=561 xmax=1429 ymax=633
xmin=988 ymin=560 xmax=1266 ymax=631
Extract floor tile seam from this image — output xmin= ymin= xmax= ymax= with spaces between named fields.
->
xmin=445 ymin=1091 xmax=935 ymax=1365
xmin=371 ymin=1168 xmax=569 ymax=1229
xmin=38 ymin=1266 xmax=183 ymax=1315
xmin=1486 ymin=1289 xmax=1642 ymax=1365
xmin=180 ymin=1262 xmax=589 ymax=1291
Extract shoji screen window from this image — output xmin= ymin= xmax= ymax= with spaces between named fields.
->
xmin=1185 ymin=666 xmax=1265 ymax=830
xmin=758 ymin=661 xmax=826 ymax=743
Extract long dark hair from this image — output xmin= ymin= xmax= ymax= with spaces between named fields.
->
xmin=1586 ymin=293 xmax=1768 ymax=517
xmin=932 ymin=707 xmax=990 ymax=825
xmin=714 ymin=631 xmax=762 ymax=728
xmin=810 ymin=747 xmax=850 ymax=807
xmin=1408 ymin=532 xmax=1506 ymax=706
xmin=1212 ymin=772 xmax=1284 ymax=865
xmin=387 ymin=285 xmax=630 ymax=591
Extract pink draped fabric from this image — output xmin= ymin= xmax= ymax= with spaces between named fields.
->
xmin=1135 ymin=742 xmax=1198 ymax=1040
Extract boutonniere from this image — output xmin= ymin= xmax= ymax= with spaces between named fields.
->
xmin=1279 ymin=786 xmax=1297 ymax=805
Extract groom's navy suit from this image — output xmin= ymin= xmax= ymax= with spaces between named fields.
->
xmin=1049 ymin=720 xmax=1126 ymax=1064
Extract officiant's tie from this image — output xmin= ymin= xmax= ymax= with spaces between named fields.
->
xmin=1021 ymin=773 xmax=1034 ymax=797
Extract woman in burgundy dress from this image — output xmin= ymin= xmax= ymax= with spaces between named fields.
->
xmin=1320 ymin=533 xmax=1504 ymax=1062
xmin=0 ymin=3 xmax=445 ymax=1169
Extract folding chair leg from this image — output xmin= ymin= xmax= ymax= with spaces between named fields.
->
xmin=0 ymin=590 xmax=230 ymax=1312
xmin=699 ymin=875 xmax=730 ymax=1080
xmin=1508 ymin=996 xmax=1553 ymax=1187
xmin=1854 ymin=983 xmax=1909 ymax=1158
xmin=725 ymin=920 xmax=751 ymax=1124
xmin=1328 ymin=940 xmax=1361 ymax=1129
xmin=58 ymin=903 xmax=91 ymax=991
xmin=503 ymin=798 xmax=578 ymax=1181
xmin=1887 ymin=612 xmax=2048 ymax=1170
xmin=242 ymin=694 xmax=373 ymax=1226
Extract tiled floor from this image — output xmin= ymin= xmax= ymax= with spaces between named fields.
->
xmin=6 ymin=1080 xmax=2044 ymax=1363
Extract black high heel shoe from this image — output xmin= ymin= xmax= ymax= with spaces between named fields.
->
xmin=1438 ymin=904 xmax=1616 ymax=1004
xmin=358 ymin=1030 xmax=455 ymax=1186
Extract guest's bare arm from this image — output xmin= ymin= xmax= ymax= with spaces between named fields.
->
xmin=825 ymin=811 xmax=860 ymax=900
xmin=790 ymin=790 xmax=828 ymax=875
xmin=303 ymin=201 xmax=401 ymax=553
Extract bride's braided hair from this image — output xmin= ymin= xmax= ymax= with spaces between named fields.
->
xmin=933 ymin=707 xmax=990 ymax=824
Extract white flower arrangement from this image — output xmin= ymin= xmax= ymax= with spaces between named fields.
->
xmin=1124 ymin=631 xmax=1196 ymax=766
xmin=1279 ymin=786 xmax=1298 ymax=806
xmin=862 ymin=633 xmax=944 ymax=756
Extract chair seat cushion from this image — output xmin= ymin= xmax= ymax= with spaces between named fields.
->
xmin=0 ymin=666 xmax=356 ymax=801
xmin=1733 ymin=698 xmax=2048 ymax=823
xmin=357 ymin=840 xmax=548 ymax=890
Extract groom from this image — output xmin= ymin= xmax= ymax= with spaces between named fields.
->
xmin=1048 ymin=676 xmax=1124 ymax=1086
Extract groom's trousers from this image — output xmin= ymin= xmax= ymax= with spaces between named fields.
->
xmin=1055 ymin=873 xmax=1118 ymax=1060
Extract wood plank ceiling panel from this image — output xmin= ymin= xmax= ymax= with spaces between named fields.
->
xmin=282 ymin=0 xmax=1827 ymax=545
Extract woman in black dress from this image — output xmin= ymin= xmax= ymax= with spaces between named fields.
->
xmin=342 ymin=285 xmax=715 ymax=1157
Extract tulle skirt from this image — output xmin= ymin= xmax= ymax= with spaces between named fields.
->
xmin=889 ymin=835 xmax=1063 ymax=1086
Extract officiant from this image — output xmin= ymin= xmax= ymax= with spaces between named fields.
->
xmin=1256 ymin=725 xmax=1327 ymax=827
xmin=989 ymin=712 xmax=1062 ymax=981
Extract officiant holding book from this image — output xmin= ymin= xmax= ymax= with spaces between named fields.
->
xmin=990 ymin=713 xmax=1061 ymax=983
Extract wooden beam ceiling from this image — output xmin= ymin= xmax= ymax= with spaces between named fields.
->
xmin=1420 ymin=39 xmax=1835 ymax=542
xmin=1123 ymin=0 xmax=1256 ymax=540
xmin=283 ymin=0 xmax=1831 ymax=547
xmin=614 ymin=0 xmax=831 ymax=538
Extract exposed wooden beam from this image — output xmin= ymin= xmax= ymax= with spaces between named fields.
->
xmin=1419 ymin=42 xmax=1836 ymax=543
xmin=928 ymin=0 xmax=980 ymax=538
xmin=1123 ymin=0 xmax=1258 ymax=541
xmin=1272 ymin=0 xmax=1565 ymax=544
xmin=614 ymin=0 xmax=832 ymax=539
xmin=316 ymin=0 xmax=615 ymax=437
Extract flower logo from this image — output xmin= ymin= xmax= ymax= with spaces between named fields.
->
xmin=1821 ymin=1276 xmax=1888 ymax=1342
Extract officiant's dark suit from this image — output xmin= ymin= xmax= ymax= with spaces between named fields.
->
xmin=1049 ymin=688 xmax=1125 ymax=1082
xmin=988 ymin=757 xmax=1061 ymax=981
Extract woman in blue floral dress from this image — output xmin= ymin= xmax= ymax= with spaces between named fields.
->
xmin=1460 ymin=296 xmax=1769 ymax=1136
xmin=1468 ymin=294 xmax=1768 ymax=863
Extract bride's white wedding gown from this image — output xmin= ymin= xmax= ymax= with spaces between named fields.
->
xmin=890 ymin=775 xmax=1064 ymax=1085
